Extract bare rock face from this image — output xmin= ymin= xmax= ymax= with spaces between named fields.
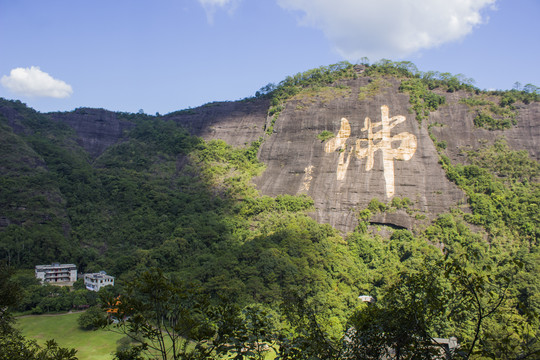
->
xmin=49 ymin=108 xmax=135 ymax=159
xmin=429 ymin=95 xmax=540 ymax=163
xmin=254 ymin=80 xmax=466 ymax=232
xmin=0 ymin=102 xmax=27 ymax=134
xmin=165 ymin=99 xmax=269 ymax=148
xmin=46 ymin=99 xmax=269 ymax=159
xmin=4 ymin=75 xmax=535 ymax=234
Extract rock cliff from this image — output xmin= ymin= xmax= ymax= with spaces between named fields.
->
xmin=43 ymin=100 xmax=270 ymax=159
xmin=49 ymin=108 xmax=136 ymax=159
xmin=429 ymin=97 xmax=540 ymax=163
xmin=165 ymin=99 xmax=269 ymax=148
xmin=253 ymin=79 xmax=466 ymax=231
xmin=1 ymin=71 xmax=537 ymax=233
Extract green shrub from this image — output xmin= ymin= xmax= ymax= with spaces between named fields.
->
xmin=473 ymin=112 xmax=514 ymax=130
xmin=399 ymin=78 xmax=446 ymax=123
xmin=358 ymin=209 xmax=372 ymax=221
xmin=77 ymin=306 xmax=106 ymax=330
xmin=368 ymin=198 xmax=387 ymax=213
xmin=358 ymin=77 xmax=392 ymax=101
xmin=391 ymin=197 xmax=411 ymax=209
xmin=317 ymin=130 xmax=335 ymax=142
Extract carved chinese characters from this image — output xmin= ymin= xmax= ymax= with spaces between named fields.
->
xmin=324 ymin=105 xmax=417 ymax=198
xmin=300 ymin=165 xmax=314 ymax=192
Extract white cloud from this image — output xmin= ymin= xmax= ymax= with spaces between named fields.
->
xmin=198 ymin=0 xmax=238 ymax=23
xmin=277 ymin=0 xmax=496 ymax=60
xmin=1 ymin=66 xmax=73 ymax=98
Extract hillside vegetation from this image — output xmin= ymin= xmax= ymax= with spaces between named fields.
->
xmin=1 ymin=60 xmax=539 ymax=359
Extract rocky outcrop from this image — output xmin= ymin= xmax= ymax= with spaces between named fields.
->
xmin=165 ymin=99 xmax=269 ymax=148
xmin=0 ymin=102 xmax=27 ymax=135
xmin=3 ymin=73 xmax=536 ymax=234
xmin=429 ymin=95 xmax=540 ymax=163
xmin=49 ymin=108 xmax=135 ymax=159
xmin=253 ymin=79 xmax=466 ymax=232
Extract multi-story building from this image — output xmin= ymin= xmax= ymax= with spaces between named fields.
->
xmin=35 ymin=263 xmax=77 ymax=284
xmin=84 ymin=271 xmax=115 ymax=292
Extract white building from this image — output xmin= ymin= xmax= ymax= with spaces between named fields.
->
xmin=35 ymin=263 xmax=77 ymax=284
xmin=84 ymin=271 xmax=115 ymax=292
xmin=358 ymin=295 xmax=375 ymax=303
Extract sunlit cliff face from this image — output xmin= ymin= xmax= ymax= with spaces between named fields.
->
xmin=324 ymin=105 xmax=417 ymax=198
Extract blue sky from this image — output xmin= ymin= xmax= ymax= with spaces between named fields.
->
xmin=0 ymin=0 xmax=538 ymax=115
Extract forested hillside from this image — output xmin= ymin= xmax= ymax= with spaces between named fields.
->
xmin=1 ymin=61 xmax=539 ymax=359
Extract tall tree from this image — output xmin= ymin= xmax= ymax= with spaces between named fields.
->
xmin=0 ymin=262 xmax=78 ymax=360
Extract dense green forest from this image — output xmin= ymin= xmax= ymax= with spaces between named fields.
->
xmin=1 ymin=61 xmax=539 ymax=359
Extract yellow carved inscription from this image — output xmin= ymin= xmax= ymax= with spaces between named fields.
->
xmin=300 ymin=165 xmax=314 ymax=192
xmin=324 ymin=105 xmax=417 ymax=198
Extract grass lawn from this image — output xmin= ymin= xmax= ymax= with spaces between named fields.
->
xmin=16 ymin=312 xmax=279 ymax=359
xmin=16 ymin=312 xmax=125 ymax=360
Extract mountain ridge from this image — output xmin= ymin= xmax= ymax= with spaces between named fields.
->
xmin=1 ymin=62 xmax=538 ymax=357
xmin=1 ymin=62 xmax=538 ymax=234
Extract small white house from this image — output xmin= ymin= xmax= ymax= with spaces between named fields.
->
xmin=35 ymin=263 xmax=77 ymax=284
xmin=358 ymin=295 xmax=375 ymax=303
xmin=84 ymin=271 xmax=115 ymax=292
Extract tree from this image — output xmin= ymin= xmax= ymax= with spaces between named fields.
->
xmin=276 ymin=291 xmax=343 ymax=360
xmin=343 ymin=246 xmax=526 ymax=360
xmin=101 ymin=268 xmax=276 ymax=360
xmin=77 ymin=305 xmax=106 ymax=330
xmin=0 ymin=336 xmax=78 ymax=360
xmin=523 ymin=83 xmax=539 ymax=94
xmin=0 ymin=262 xmax=78 ymax=360
xmin=444 ymin=249 xmax=521 ymax=359
xmin=345 ymin=264 xmax=452 ymax=360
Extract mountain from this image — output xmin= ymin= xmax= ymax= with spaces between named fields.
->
xmin=1 ymin=62 xmax=538 ymax=241
xmin=1 ymin=61 xmax=539 ymax=356
xmin=6 ymin=64 xmax=536 ymax=233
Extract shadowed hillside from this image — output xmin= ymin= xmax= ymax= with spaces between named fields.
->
xmin=1 ymin=61 xmax=539 ymax=358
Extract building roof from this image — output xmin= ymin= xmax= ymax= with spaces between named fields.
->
xmin=35 ymin=263 xmax=77 ymax=270
xmin=84 ymin=272 xmax=115 ymax=280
